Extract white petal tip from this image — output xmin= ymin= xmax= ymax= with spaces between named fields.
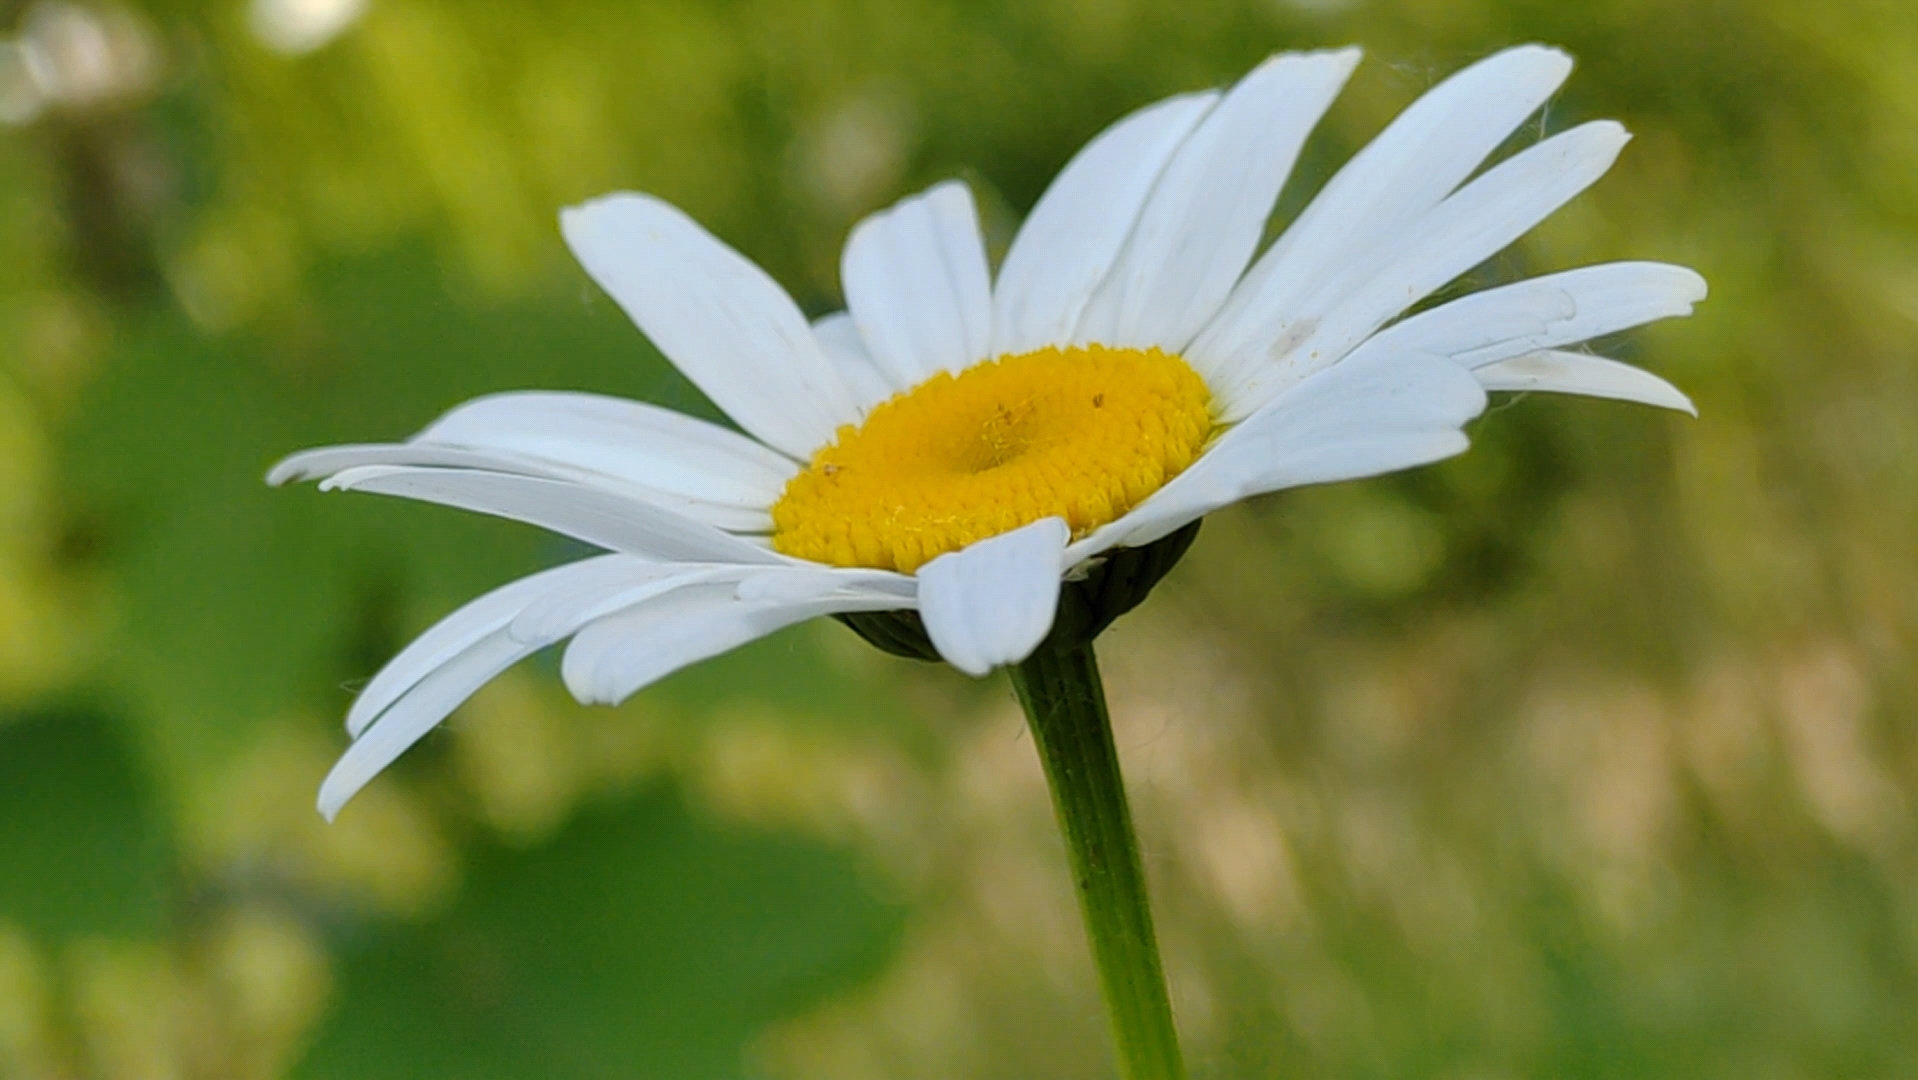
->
xmin=1591 ymin=119 xmax=1633 ymax=149
xmin=1503 ymin=43 xmax=1575 ymax=76
xmin=266 ymin=448 xmax=348 ymax=487
xmin=1260 ymin=47 xmax=1364 ymax=89
xmin=559 ymin=190 xmax=644 ymax=221
xmin=1321 ymin=45 xmax=1365 ymax=74
xmin=949 ymin=657 xmax=992 ymax=679
xmin=1618 ymin=386 xmax=1698 ymax=416
xmin=558 ymin=192 xmax=677 ymax=253
xmin=924 ymin=177 xmax=973 ymax=203
xmin=559 ymin=655 xmax=619 ymax=708
xmin=556 ymin=198 xmax=600 ymax=234
xmin=1254 ymin=45 xmax=1362 ymax=75
xmin=1476 ymin=351 xmax=1696 ymax=415
xmin=578 ymin=683 xmax=632 ymax=708
xmin=918 ymin=518 xmax=1070 ymax=677
xmin=1676 ymin=267 xmax=1710 ymax=303
xmin=315 ymin=777 xmax=352 ymax=824
xmin=1659 ymin=385 xmax=1701 ymax=417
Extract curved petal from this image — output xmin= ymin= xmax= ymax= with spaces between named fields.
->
xmin=811 ymin=311 xmax=899 ymax=412
xmin=917 ymin=517 xmax=1070 ymax=677
xmin=1074 ymin=48 xmax=1360 ymax=353
xmin=271 ymin=443 xmax=556 ymax=488
xmin=561 ymin=584 xmax=902 ymax=706
xmin=319 ymin=627 xmax=531 ymax=821
xmin=561 ymin=193 xmax=858 ymax=459
xmin=991 ymin=90 xmax=1220 ymax=357
xmin=1354 ymin=283 xmax=1580 ymax=362
xmin=323 ymin=466 xmax=784 ymax=564
xmin=415 ymin=391 xmax=794 ymax=502
xmin=1475 ymin=350 xmax=1697 ymax=414
xmin=1071 ymin=349 xmax=1486 ymax=560
xmin=1225 ymin=120 xmax=1632 ymax=417
xmin=341 ymin=554 xmax=632 ymax=739
xmin=271 ymin=441 xmax=774 ymax=533
xmin=843 ymin=181 xmax=994 ymax=388
xmin=1190 ymin=44 xmax=1574 ymax=393
xmin=1365 ymin=262 xmax=1707 ymax=369
xmin=320 ymin=554 xmax=655 ymax=819
xmin=508 ymin=562 xmax=750 ymax=644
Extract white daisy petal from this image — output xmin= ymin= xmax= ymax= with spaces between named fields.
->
xmin=1354 ymin=284 xmax=1580 ymax=361
xmin=341 ymin=555 xmax=629 ymax=739
xmin=271 ymin=442 xmax=774 ymax=533
xmin=561 ymin=585 xmax=902 ymax=706
xmin=271 ymin=443 xmax=546 ymax=488
xmin=843 ymin=181 xmax=994 ymax=387
xmin=323 ymin=466 xmax=784 ymax=564
xmin=1071 ymin=350 xmax=1486 ymax=560
xmin=811 ymin=311 xmax=899 ymax=411
xmin=508 ymin=562 xmax=749 ymax=645
xmin=1430 ymin=263 xmax=1706 ymax=369
xmin=560 ymin=193 xmax=858 ymax=459
xmin=1190 ymin=44 xmax=1574 ymax=392
xmin=323 ymin=554 xmax=666 ymax=819
xmin=917 ymin=517 xmax=1070 ymax=677
xmin=991 ymin=90 xmax=1221 ymax=357
xmin=1074 ymin=48 xmax=1361 ymax=353
xmin=733 ymin=565 xmax=916 ymax=604
xmin=413 ymin=391 xmax=796 ymax=503
xmin=270 ymin=389 xmax=798 ymax=530
xmin=1474 ymin=350 xmax=1697 ymax=414
xmin=319 ymin=627 xmax=532 ymax=821
xmin=1227 ymin=120 xmax=1632 ymax=417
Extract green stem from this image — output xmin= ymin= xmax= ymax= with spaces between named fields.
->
xmin=1010 ymin=638 xmax=1186 ymax=1080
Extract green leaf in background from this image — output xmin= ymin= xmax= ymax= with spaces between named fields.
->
xmin=297 ymin=787 xmax=902 ymax=1080
xmin=0 ymin=707 xmax=175 ymax=942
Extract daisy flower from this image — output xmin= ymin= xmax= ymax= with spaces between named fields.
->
xmin=272 ymin=44 xmax=1703 ymax=822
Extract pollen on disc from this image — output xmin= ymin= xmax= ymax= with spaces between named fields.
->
xmin=771 ymin=345 xmax=1214 ymax=573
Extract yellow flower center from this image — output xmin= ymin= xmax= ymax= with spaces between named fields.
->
xmin=771 ymin=345 xmax=1214 ymax=573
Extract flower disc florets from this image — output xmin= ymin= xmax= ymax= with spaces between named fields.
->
xmin=772 ymin=345 xmax=1214 ymax=572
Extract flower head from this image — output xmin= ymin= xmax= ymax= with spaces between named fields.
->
xmin=272 ymin=44 xmax=1704 ymax=820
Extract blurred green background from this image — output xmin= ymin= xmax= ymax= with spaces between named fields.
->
xmin=2 ymin=0 xmax=1915 ymax=1076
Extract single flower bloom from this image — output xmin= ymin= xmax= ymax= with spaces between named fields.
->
xmin=273 ymin=44 xmax=1704 ymax=820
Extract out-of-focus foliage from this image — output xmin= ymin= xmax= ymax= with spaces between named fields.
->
xmin=1 ymin=0 xmax=1915 ymax=1077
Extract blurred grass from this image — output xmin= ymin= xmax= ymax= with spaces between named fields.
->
xmin=2 ymin=0 xmax=1916 ymax=1077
